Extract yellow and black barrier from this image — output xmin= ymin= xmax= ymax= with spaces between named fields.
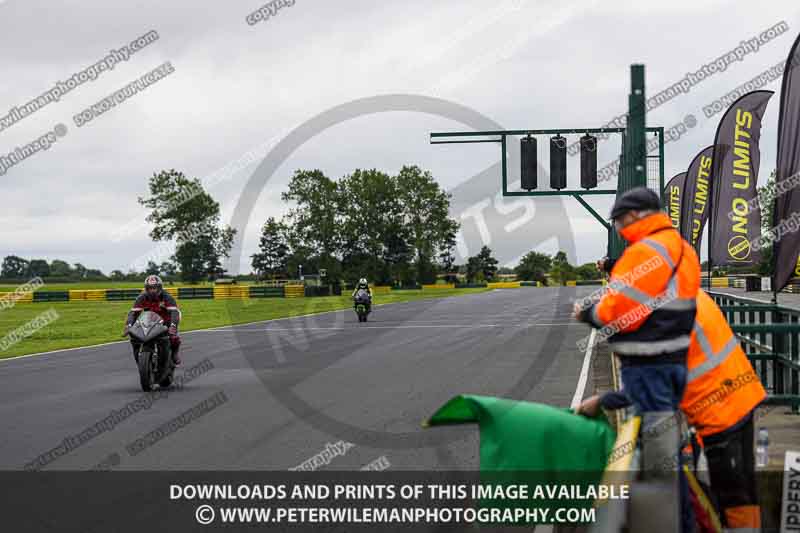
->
xmin=284 ymin=284 xmax=305 ymax=298
xmin=3 ymin=281 xmax=498 ymax=304
xmin=371 ymin=286 xmax=392 ymax=294
xmin=422 ymin=283 xmax=455 ymax=290
xmin=487 ymin=281 xmax=521 ymax=289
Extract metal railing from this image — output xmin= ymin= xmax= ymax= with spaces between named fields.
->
xmin=708 ymin=290 xmax=800 ymax=412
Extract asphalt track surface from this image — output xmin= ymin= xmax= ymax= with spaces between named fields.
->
xmin=0 ymin=287 xmax=596 ymax=472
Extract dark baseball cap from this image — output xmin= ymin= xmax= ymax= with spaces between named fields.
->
xmin=609 ymin=187 xmax=661 ymax=220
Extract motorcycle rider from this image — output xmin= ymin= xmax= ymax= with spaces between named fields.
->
xmin=123 ymin=275 xmax=182 ymax=365
xmin=351 ymin=278 xmax=373 ymax=313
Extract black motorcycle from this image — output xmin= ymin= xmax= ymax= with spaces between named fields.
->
xmin=354 ymin=289 xmax=371 ymax=322
xmin=127 ymin=310 xmax=175 ymax=391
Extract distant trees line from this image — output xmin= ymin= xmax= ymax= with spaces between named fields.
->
xmin=0 ymin=247 xmax=602 ymax=285
xmin=2 ymin=165 xmax=602 ymax=286
xmin=1 ymin=256 xmax=107 ymax=280
xmin=0 ymin=255 xmax=175 ymax=282
xmin=250 ymin=166 xmax=458 ymax=285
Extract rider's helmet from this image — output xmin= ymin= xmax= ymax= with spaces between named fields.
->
xmin=144 ymin=275 xmax=163 ymax=298
xmin=358 ymin=278 xmax=368 ymax=288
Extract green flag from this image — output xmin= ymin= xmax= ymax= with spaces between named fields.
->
xmin=426 ymin=394 xmax=616 ymax=472
xmin=426 ymin=395 xmax=618 ymax=524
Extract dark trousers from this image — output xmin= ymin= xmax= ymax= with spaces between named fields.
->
xmin=702 ymin=412 xmax=759 ymax=528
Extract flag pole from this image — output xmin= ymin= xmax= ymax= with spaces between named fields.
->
xmin=707 ymin=172 xmax=713 ymax=291
xmin=772 ymin=189 xmax=779 ymax=305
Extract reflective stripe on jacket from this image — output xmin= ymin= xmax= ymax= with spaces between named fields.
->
xmin=582 ymin=212 xmax=700 ymax=359
xmin=680 ymin=290 xmax=766 ymax=437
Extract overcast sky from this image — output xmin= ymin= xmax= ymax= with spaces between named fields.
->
xmin=1 ymin=0 xmax=798 ymax=274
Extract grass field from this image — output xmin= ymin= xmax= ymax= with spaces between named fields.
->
xmin=0 ymin=288 xmax=489 ymax=359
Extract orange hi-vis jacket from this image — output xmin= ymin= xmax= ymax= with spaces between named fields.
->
xmin=680 ymin=290 xmax=766 ymax=438
xmin=581 ymin=212 xmax=701 ymax=362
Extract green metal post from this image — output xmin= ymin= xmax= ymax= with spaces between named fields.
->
xmin=658 ymin=127 xmax=665 ymax=202
xmin=627 ymin=64 xmax=647 ymax=191
xmin=610 ymin=65 xmax=648 ymax=261
xmin=573 ymin=194 xmax=611 ymax=230
xmin=501 ymin=134 xmax=507 ymax=195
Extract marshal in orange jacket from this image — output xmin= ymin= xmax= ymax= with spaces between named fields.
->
xmin=581 ymin=212 xmax=701 ymax=362
xmin=680 ymin=290 xmax=766 ymax=437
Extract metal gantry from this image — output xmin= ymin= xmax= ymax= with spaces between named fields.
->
xmin=429 ymin=65 xmax=663 ymax=260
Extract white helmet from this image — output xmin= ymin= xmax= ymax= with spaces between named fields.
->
xmin=144 ymin=274 xmax=163 ymax=295
xmin=358 ymin=278 xmax=368 ymax=286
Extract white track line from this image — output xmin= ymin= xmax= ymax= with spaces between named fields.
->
xmin=570 ymin=329 xmax=596 ymax=409
xmin=256 ymin=322 xmax=581 ymax=331
xmin=0 ymin=295 xmax=508 ymax=363
xmin=260 ymin=324 xmax=501 ymax=331
xmin=1 ymin=297 xmax=581 ymax=363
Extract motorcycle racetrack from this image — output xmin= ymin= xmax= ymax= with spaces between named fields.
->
xmin=0 ymin=287 xmax=595 ymax=472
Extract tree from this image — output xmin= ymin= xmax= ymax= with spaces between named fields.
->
xmin=575 ymin=262 xmax=600 ymax=281
xmin=283 ymin=169 xmax=341 ymax=279
xmin=514 ymin=251 xmax=552 ymax=285
xmin=465 ymin=256 xmax=482 ymax=283
xmin=204 ymin=226 xmax=236 ymax=279
xmin=276 ymin=165 xmax=458 ymax=286
xmin=73 ymin=263 xmax=87 ymax=279
xmin=338 ymin=169 xmax=404 ymax=285
xmin=172 ymin=241 xmax=208 ymax=283
xmin=28 ymin=259 xmax=50 ymax=278
xmin=145 ymin=261 xmax=161 ymax=276
xmin=477 ymin=246 xmax=498 ymax=281
xmin=549 ymin=251 xmax=576 ymax=285
xmin=465 ymin=246 xmax=498 ymax=282
xmin=383 ymin=226 xmax=414 ymax=284
xmin=283 ymin=169 xmax=340 ymax=251
xmin=85 ymin=268 xmax=105 ymax=278
xmin=160 ymin=260 xmax=177 ymax=277
xmin=49 ymin=259 xmax=72 ymax=277
xmin=1 ymin=255 xmax=29 ymax=278
xmin=757 ymin=172 xmax=776 ymax=276
xmin=396 ymin=166 xmax=460 ymax=284
xmin=251 ymin=218 xmax=289 ymax=279
xmin=139 ymin=169 xmax=237 ymax=282
xmin=138 ymin=169 xmax=217 ymax=241
xmin=338 ymin=169 xmax=412 ymax=284
xmin=438 ymin=229 xmax=457 ymax=272
xmin=110 ymin=270 xmax=125 ymax=280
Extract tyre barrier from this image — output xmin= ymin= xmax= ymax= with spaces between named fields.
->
xmin=249 ymin=286 xmax=284 ymax=298
xmin=1 ymin=282 xmax=496 ymax=304
xmin=391 ymin=284 xmax=422 ymax=291
xmin=178 ymin=287 xmax=214 ymax=299
xmin=68 ymin=289 xmax=107 ymax=301
xmin=487 ymin=281 xmax=521 ymax=289
xmin=106 ymin=289 xmax=142 ymax=301
xmin=284 ymin=284 xmax=305 ymax=298
xmin=32 ymin=291 xmax=70 ymax=302
xmin=304 ymin=286 xmax=331 ymax=297
xmin=371 ymin=286 xmax=392 ymax=294
xmin=213 ymin=286 xmax=249 ymax=299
